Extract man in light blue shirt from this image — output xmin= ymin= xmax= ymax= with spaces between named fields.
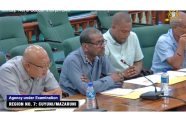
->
xmin=0 ymin=45 xmax=62 ymax=110
xmin=151 ymin=12 xmax=186 ymax=73
xmin=60 ymin=28 xmax=125 ymax=96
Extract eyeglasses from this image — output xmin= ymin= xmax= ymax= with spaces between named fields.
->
xmin=28 ymin=61 xmax=52 ymax=70
xmin=85 ymin=39 xmax=107 ymax=47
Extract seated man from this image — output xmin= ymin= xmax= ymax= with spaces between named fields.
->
xmin=151 ymin=12 xmax=186 ymax=73
xmin=0 ymin=45 xmax=62 ymax=110
xmin=103 ymin=12 xmax=144 ymax=79
xmin=60 ymin=28 xmax=125 ymax=96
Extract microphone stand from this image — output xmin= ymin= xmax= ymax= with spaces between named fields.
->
xmin=120 ymin=59 xmax=162 ymax=100
xmin=139 ymin=74 xmax=162 ymax=100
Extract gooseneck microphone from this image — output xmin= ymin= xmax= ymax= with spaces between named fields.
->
xmin=120 ymin=59 xmax=162 ymax=100
xmin=139 ymin=71 xmax=162 ymax=100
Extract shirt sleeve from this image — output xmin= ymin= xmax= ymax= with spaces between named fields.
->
xmin=156 ymin=38 xmax=174 ymax=62
xmin=0 ymin=66 xmax=21 ymax=110
xmin=0 ymin=67 xmax=20 ymax=101
xmin=43 ymin=70 xmax=60 ymax=91
xmin=66 ymin=59 xmax=116 ymax=95
xmin=133 ymin=33 xmax=144 ymax=61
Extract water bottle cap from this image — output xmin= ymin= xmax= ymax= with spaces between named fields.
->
xmin=88 ymin=82 xmax=93 ymax=86
xmin=162 ymin=69 xmax=167 ymax=73
xmin=162 ymin=68 xmax=172 ymax=73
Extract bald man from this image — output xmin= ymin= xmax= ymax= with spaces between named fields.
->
xmin=151 ymin=12 xmax=186 ymax=73
xmin=103 ymin=12 xmax=144 ymax=79
xmin=0 ymin=45 xmax=62 ymax=110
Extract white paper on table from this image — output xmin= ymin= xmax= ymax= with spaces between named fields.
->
xmin=134 ymin=86 xmax=161 ymax=93
xmin=101 ymin=88 xmax=133 ymax=96
xmin=178 ymin=68 xmax=186 ymax=72
xmin=167 ymin=71 xmax=186 ymax=79
xmin=124 ymin=74 xmax=161 ymax=86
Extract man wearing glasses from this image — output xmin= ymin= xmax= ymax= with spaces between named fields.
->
xmin=151 ymin=12 xmax=186 ymax=73
xmin=0 ymin=45 xmax=62 ymax=110
xmin=103 ymin=12 xmax=144 ymax=79
xmin=60 ymin=28 xmax=125 ymax=96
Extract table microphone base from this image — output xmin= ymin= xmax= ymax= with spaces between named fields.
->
xmin=140 ymin=91 xmax=162 ymax=100
xmin=83 ymin=108 xmax=107 ymax=112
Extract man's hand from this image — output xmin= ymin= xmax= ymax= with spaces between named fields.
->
xmin=124 ymin=66 xmax=141 ymax=78
xmin=42 ymin=88 xmax=62 ymax=95
xmin=111 ymin=72 xmax=125 ymax=82
xmin=179 ymin=34 xmax=186 ymax=47
xmin=81 ymin=74 xmax=90 ymax=82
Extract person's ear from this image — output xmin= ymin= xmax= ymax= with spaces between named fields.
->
xmin=24 ymin=62 xmax=31 ymax=71
xmin=82 ymin=43 xmax=89 ymax=52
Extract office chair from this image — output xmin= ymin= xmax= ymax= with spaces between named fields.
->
xmin=37 ymin=12 xmax=79 ymax=66
xmin=0 ymin=16 xmax=28 ymax=54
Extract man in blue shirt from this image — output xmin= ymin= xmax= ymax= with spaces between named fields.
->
xmin=151 ymin=12 xmax=186 ymax=73
xmin=0 ymin=45 xmax=62 ymax=110
xmin=60 ymin=28 xmax=125 ymax=96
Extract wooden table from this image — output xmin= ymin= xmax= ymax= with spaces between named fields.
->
xmin=68 ymin=80 xmax=186 ymax=111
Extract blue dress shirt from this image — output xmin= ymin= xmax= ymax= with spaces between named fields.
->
xmin=151 ymin=29 xmax=186 ymax=73
xmin=59 ymin=47 xmax=122 ymax=96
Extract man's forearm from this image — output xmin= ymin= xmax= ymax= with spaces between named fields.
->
xmin=134 ymin=61 xmax=143 ymax=72
xmin=167 ymin=45 xmax=185 ymax=69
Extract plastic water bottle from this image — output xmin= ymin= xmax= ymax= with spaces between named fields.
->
xmin=86 ymin=82 xmax=96 ymax=109
xmin=161 ymin=69 xmax=169 ymax=96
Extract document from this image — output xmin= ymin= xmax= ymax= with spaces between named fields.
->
xmin=124 ymin=71 xmax=186 ymax=86
xmin=118 ymin=86 xmax=161 ymax=100
xmin=101 ymin=88 xmax=133 ymax=96
xmin=124 ymin=74 xmax=161 ymax=86
xmin=156 ymin=71 xmax=186 ymax=85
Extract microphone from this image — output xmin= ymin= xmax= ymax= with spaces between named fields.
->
xmin=120 ymin=59 xmax=162 ymax=100
xmin=139 ymin=71 xmax=162 ymax=100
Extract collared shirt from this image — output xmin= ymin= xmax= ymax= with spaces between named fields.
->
xmin=103 ymin=30 xmax=144 ymax=72
xmin=151 ymin=29 xmax=186 ymax=73
xmin=0 ymin=56 xmax=60 ymax=110
xmin=59 ymin=47 xmax=122 ymax=96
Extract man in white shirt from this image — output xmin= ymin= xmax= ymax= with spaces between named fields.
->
xmin=104 ymin=12 xmax=144 ymax=79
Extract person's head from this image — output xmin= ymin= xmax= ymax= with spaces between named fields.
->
xmin=22 ymin=45 xmax=51 ymax=78
xmin=80 ymin=28 xmax=106 ymax=59
xmin=170 ymin=12 xmax=186 ymax=41
xmin=111 ymin=12 xmax=132 ymax=44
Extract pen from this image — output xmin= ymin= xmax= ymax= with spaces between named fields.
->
xmin=120 ymin=59 xmax=131 ymax=67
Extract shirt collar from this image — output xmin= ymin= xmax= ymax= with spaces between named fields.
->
xmin=168 ymin=29 xmax=178 ymax=47
xmin=16 ymin=57 xmax=32 ymax=81
xmin=79 ymin=47 xmax=99 ymax=65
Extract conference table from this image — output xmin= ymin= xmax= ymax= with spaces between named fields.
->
xmin=67 ymin=80 xmax=186 ymax=111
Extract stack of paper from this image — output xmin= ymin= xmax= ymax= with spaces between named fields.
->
xmin=124 ymin=74 xmax=161 ymax=86
xmin=156 ymin=71 xmax=186 ymax=85
xmin=101 ymin=88 xmax=133 ymax=96
xmin=118 ymin=86 xmax=161 ymax=100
